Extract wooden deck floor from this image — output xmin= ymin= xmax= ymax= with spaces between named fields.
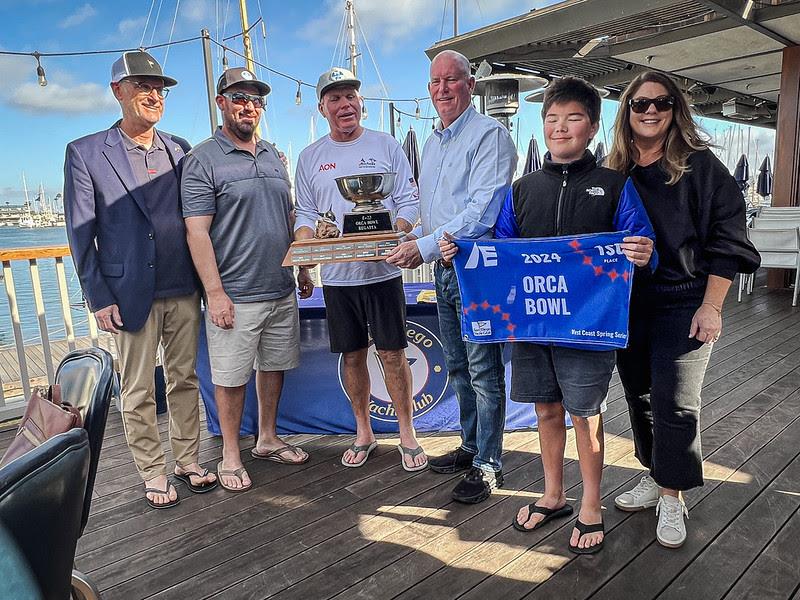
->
xmin=3 ymin=279 xmax=800 ymax=599
xmin=0 ymin=333 xmax=115 ymax=396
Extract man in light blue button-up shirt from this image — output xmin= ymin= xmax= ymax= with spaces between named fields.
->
xmin=387 ymin=50 xmax=517 ymax=504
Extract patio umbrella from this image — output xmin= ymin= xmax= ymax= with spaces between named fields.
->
xmin=523 ymin=137 xmax=542 ymax=175
xmin=402 ymin=127 xmax=421 ymax=185
xmin=594 ymin=141 xmax=606 ymax=167
xmin=733 ymin=154 xmax=750 ymax=193
xmin=756 ymin=155 xmax=773 ymax=198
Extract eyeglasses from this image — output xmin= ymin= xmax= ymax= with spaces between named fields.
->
xmin=125 ymin=80 xmax=169 ymax=98
xmin=629 ymin=95 xmax=675 ymax=114
xmin=223 ymin=92 xmax=265 ymax=109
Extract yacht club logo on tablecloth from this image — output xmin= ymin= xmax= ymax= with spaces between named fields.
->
xmin=337 ymin=320 xmax=449 ymax=423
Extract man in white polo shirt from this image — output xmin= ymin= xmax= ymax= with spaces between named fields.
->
xmin=294 ymin=67 xmax=426 ymax=472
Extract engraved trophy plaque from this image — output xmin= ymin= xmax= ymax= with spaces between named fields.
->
xmin=282 ymin=172 xmax=403 ymax=267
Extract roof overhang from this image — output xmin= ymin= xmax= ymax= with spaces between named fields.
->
xmin=426 ymin=0 xmax=800 ymax=128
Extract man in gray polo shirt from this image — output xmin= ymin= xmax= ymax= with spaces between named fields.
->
xmin=182 ymin=67 xmax=314 ymax=492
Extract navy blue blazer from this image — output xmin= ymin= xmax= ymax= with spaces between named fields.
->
xmin=64 ymin=125 xmax=194 ymax=332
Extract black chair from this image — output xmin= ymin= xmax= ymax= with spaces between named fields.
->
xmin=0 ymin=428 xmax=90 ymax=600
xmin=55 ymin=347 xmax=116 ymax=600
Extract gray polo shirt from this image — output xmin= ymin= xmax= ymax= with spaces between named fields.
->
xmin=181 ymin=128 xmax=294 ymax=303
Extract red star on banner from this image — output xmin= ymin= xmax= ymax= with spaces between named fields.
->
xmin=501 ymin=312 xmax=510 ymax=321
xmin=583 ymin=255 xmax=593 ymax=265
xmin=622 ymin=271 xmax=630 ymax=282
xmin=608 ymin=269 xmax=618 ymax=281
xmin=480 ymin=300 xmax=490 ymax=310
xmin=492 ymin=305 xmax=502 ymax=313
xmin=507 ymin=323 xmax=516 ymax=332
xmin=594 ymin=266 xmax=604 ymax=276
xmin=569 ymin=239 xmax=581 ymax=250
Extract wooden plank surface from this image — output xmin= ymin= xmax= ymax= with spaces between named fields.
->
xmin=1 ymin=279 xmax=799 ymax=599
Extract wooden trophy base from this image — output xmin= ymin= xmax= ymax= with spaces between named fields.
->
xmin=282 ymin=232 xmax=403 ymax=267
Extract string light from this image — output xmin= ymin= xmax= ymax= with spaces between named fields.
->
xmin=295 ymin=82 xmax=302 ymax=105
xmin=0 ymin=35 xmax=431 ymax=112
xmin=34 ymin=52 xmax=47 ymax=87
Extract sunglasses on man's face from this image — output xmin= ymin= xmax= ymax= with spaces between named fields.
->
xmin=629 ymin=95 xmax=675 ymax=114
xmin=223 ymin=92 xmax=265 ymax=109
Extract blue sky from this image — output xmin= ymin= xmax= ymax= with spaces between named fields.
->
xmin=0 ymin=0 xmax=774 ymax=206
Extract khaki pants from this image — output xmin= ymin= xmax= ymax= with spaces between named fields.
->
xmin=114 ymin=293 xmax=201 ymax=480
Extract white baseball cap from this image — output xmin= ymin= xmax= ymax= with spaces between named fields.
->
xmin=316 ymin=67 xmax=361 ymax=101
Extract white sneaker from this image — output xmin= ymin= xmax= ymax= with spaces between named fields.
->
xmin=656 ymin=495 xmax=688 ymax=548
xmin=614 ymin=475 xmax=659 ymax=511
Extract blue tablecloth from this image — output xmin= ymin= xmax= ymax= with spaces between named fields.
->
xmin=196 ymin=283 xmax=537 ymax=435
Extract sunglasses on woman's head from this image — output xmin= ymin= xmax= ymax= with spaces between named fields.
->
xmin=629 ymin=95 xmax=675 ymax=113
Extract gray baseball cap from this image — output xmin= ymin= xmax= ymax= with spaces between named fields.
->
xmin=111 ymin=51 xmax=177 ymax=87
xmin=316 ymin=67 xmax=361 ymax=101
xmin=216 ymin=67 xmax=271 ymax=96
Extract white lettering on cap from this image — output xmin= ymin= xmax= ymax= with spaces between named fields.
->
xmin=241 ymin=70 xmax=254 ymax=80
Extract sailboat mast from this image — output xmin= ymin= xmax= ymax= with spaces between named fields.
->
xmin=346 ymin=0 xmax=358 ymax=76
xmin=238 ymin=0 xmax=263 ymax=138
xmin=21 ymin=173 xmax=31 ymax=214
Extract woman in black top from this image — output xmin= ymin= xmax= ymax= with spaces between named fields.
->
xmin=607 ymin=71 xmax=759 ymax=548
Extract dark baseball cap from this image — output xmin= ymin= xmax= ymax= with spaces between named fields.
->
xmin=111 ymin=51 xmax=177 ymax=87
xmin=216 ymin=67 xmax=271 ymax=96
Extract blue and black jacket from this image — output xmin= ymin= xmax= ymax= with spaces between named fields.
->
xmin=496 ymin=149 xmax=658 ymax=273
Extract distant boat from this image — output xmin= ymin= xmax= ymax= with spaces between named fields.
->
xmin=15 ymin=175 xmax=65 ymax=228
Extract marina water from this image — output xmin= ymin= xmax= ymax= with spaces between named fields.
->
xmin=0 ymin=227 xmax=88 ymax=348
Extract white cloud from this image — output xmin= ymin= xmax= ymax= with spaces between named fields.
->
xmin=181 ymin=0 xmax=214 ymax=23
xmin=8 ymin=82 xmax=118 ymax=114
xmin=0 ymin=54 xmax=117 ymax=115
xmin=117 ymin=16 xmax=147 ymax=38
xmin=300 ymin=0 xmax=546 ymax=51
xmin=59 ymin=3 xmax=97 ymax=29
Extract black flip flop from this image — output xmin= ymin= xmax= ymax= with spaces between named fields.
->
xmin=144 ymin=482 xmax=180 ymax=509
xmin=568 ymin=518 xmax=605 ymax=554
xmin=174 ymin=468 xmax=218 ymax=493
xmin=512 ymin=502 xmax=574 ymax=532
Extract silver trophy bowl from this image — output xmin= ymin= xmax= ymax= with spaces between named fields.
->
xmin=334 ymin=172 xmax=396 ymax=213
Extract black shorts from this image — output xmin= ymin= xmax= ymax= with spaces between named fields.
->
xmin=511 ymin=343 xmax=615 ymax=417
xmin=322 ymin=277 xmax=408 ymax=353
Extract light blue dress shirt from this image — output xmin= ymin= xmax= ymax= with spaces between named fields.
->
xmin=413 ymin=105 xmax=518 ymax=262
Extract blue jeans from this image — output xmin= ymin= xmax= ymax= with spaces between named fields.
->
xmin=434 ymin=264 xmax=506 ymax=471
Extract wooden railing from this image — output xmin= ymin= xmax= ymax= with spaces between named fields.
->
xmin=0 ymin=245 xmax=433 ymax=420
xmin=0 ymin=245 xmax=106 ymax=419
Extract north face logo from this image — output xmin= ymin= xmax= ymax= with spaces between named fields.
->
xmin=587 ymin=186 xmax=605 ymax=196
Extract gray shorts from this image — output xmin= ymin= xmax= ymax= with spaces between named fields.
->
xmin=510 ymin=343 xmax=615 ymax=417
xmin=205 ymin=293 xmax=300 ymax=387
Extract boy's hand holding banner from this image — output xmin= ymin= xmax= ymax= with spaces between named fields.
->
xmin=452 ymin=231 xmax=634 ymax=350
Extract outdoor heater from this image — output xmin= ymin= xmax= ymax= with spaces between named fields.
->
xmin=473 ymin=73 xmax=547 ymax=130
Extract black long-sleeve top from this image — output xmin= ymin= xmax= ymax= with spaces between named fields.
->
xmin=629 ymin=148 xmax=760 ymax=285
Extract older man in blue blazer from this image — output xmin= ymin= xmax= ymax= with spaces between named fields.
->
xmin=64 ymin=51 xmax=216 ymax=509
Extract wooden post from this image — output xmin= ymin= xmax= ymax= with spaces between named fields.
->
xmin=768 ymin=45 xmax=800 ymax=289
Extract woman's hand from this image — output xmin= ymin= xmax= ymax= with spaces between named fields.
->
xmin=689 ymin=303 xmax=722 ymax=344
xmin=621 ymin=236 xmax=654 ymax=267
xmin=438 ymin=232 xmax=457 ymax=265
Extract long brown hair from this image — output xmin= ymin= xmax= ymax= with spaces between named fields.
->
xmin=607 ymin=71 xmax=709 ymax=184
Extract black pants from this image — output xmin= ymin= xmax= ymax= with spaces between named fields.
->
xmin=616 ymin=285 xmax=711 ymax=491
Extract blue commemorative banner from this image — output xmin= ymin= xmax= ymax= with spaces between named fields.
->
xmin=453 ymin=232 xmax=634 ymax=350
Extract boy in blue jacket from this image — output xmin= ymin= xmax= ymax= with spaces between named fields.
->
xmin=440 ymin=77 xmax=655 ymax=553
